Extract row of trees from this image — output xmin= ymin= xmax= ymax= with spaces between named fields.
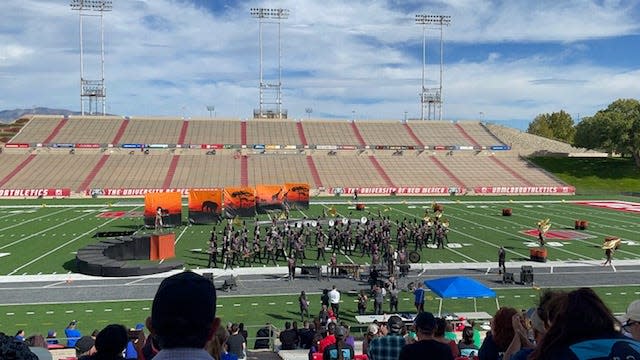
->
xmin=527 ymin=99 xmax=640 ymax=168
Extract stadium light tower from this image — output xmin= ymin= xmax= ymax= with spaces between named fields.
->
xmin=207 ymin=105 xmax=215 ymax=118
xmin=70 ymin=0 xmax=112 ymax=116
xmin=250 ymin=8 xmax=289 ymax=119
xmin=415 ymin=14 xmax=450 ymax=121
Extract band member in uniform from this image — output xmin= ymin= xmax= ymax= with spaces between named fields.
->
xmin=287 ymin=256 xmax=296 ymax=281
xmin=329 ymin=252 xmax=338 ymax=277
xmin=603 ymin=247 xmax=614 ymax=266
xmin=498 ymin=246 xmax=506 ymax=274
xmin=251 ymin=240 xmax=262 ymax=264
xmin=316 ymin=235 xmax=326 ymax=261
xmin=207 ymin=231 xmax=218 ymax=268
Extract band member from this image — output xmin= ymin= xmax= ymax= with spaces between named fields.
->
xmin=155 ymin=207 xmax=164 ymax=231
xmin=207 ymin=231 xmax=218 ymax=268
xmin=603 ymin=247 xmax=614 ymax=266
xmin=316 ymin=236 xmax=326 ymax=261
xmin=498 ymin=246 xmax=506 ymax=275
xmin=329 ymin=252 xmax=338 ymax=277
xmin=287 ymin=256 xmax=296 ymax=281
xmin=537 ymin=219 xmax=550 ymax=247
xmin=251 ymin=241 xmax=262 ymax=264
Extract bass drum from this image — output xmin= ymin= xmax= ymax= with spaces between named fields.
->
xmin=408 ymin=251 xmax=421 ymax=263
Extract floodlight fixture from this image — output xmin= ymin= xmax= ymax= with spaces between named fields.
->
xmin=207 ymin=105 xmax=216 ymax=118
xmin=70 ymin=0 xmax=111 ymax=116
xmin=250 ymin=7 xmax=290 ymax=119
xmin=415 ymin=13 xmax=451 ymax=121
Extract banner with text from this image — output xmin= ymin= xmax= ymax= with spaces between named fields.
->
xmin=473 ymin=186 xmax=576 ymax=195
xmin=86 ymin=188 xmax=220 ymax=197
xmin=188 ymin=189 xmax=222 ymax=224
xmin=144 ymin=192 xmax=182 ymax=228
xmin=329 ymin=187 xmax=463 ymax=196
xmin=0 ymin=188 xmax=71 ymax=198
xmin=223 ymin=186 xmax=256 ymax=218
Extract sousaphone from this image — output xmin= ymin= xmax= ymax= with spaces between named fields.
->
xmin=360 ymin=216 xmax=368 ymax=224
xmin=328 ymin=219 xmax=335 ymax=227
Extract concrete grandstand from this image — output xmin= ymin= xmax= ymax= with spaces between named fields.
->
xmin=0 ymin=115 xmax=577 ymax=197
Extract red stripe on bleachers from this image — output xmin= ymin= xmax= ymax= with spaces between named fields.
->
xmin=43 ymin=118 xmax=68 ymax=143
xmin=177 ymin=120 xmax=189 ymax=144
xmin=110 ymin=119 xmax=130 ymax=144
xmin=240 ymin=121 xmax=247 ymax=146
xmin=306 ymin=156 xmax=323 ymax=188
xmin=240 ymin=155 xmax=248 ymax=186
xmin=454 ymin=123 xmax=481 ymax=147
xmin=489 ymin=156 xmax=535 ymax=186
xmin=429 ymin=156 xmax=465 ymax=188
xmin=403 ymin=123 xmax=424 ymax=147
xmin=368 ymin=156 xmax=396 ymax=188
xmin=0 ymin=154 xmax=36 ymax=188
xmin=350 ymin=122 xmax=366 ymax=146
xmin=162 ymin=155 xmax=180 ymax=189
xmin=77 ymin=154 xmax=110 ymax=192
xmin=296 ymin=122 xmax=308 ymax=146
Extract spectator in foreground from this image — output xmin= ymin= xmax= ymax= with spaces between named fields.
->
xmin=399 ymin=312 xmax=453 ymax=360
xmin=124 ymin=323 xmax=145 ymax=360
xmin=75 ymin=336 xmax=96 ymax=359
xmin=530 ymin=288 xmax=640 ymax=360
xmin=434 ymin=318 xmax=459 ymax=358
xmin=458 ymin=326 xmax=478 ymax=354
xmin=207 ymin=325 xmax=237 ymax=360
xmin=25 ymin=334 xmax=52 ymax=360
xmin=81 ymin=324 xmax=128 ymax=360
xmin=150 ymin=271 xmax=220 ymax=360
xmin=279 ymin=321 xmax=298 ymax=350
xmin=65 ymin=320 xmax=82 ymax=348
xmin=478 ymin=307 xmax=518 ymax=360
xmin=45 ymin=330 xmax=59 ymax=346
xmin=253 ymin=323 xmax=273 ymax=350
xmin=322 ymin=326 xmax=354 ymax=360
xmin=362 ymin=324 xmax=379 ymax=356
xmin=227 ymin=324 xmax=246 ymax=359
xmin=0 ymin=332 xmax=37 ymax=360
xmin=318 ymin=322 xmax=337 ymax=353
xmin=622 ymin=299 xmax=640 ymax=341
xmin=15 ymin=329 xmax=26 ymax=342
xmin=368 ymin=315 xmax=406 ymax=360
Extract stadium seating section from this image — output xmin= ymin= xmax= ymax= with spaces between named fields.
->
xmin=0 ymin=115 xmax=570 ymax=195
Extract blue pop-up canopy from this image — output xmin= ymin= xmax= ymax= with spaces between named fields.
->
xmin=424 ymin=276 xmax=499 ymax=316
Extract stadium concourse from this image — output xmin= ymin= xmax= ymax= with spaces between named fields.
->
xmin=0 ymin=115 xmax=586 ymax=197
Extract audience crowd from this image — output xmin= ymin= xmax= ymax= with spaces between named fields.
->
xmin=2 ymin=272 xmax=639 ymax=360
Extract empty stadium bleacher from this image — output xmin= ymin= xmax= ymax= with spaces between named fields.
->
xmin=0 ymin=115 xmax=572 ymax=196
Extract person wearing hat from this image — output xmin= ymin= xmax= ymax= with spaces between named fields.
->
xmin=149 ymin=271 xmax=220 ymax=360
xmin=75 ymin=336 xmax=96 ymax=358
xmin=46 ymin=330 xmax=59 ymax=346
xmin=622 ymin=299 xmax=640 ymax=340
xmin=124 ymin=323 xmax=145 ymax=359
xmin=367 ymin=315 xmax=406 ymax=360
xmin=322 ymin=326 xmax=354 ymax=360
xmin=362 ymin=324 xmax=379 ymax=356
xmin=399 ymin=312 xmax=453 ymax=360
xmin=81 ymin=324 xmax=128 ymax=360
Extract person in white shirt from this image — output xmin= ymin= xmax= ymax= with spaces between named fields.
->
xmin=328 ymin=285 xmax=341 ymax=319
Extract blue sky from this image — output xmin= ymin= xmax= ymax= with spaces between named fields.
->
xmin=1 ymin=0 xmax=639 ymax=129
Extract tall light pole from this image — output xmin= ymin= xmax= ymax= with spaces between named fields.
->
xmin=70 ymin=0 xmax=112 ymax=116
xmin=415 ymin=14 xmax=450 ymax=121
xmin=250 ymin=8 xmax=289 ymax=119
xmin=305 ymin=107 xmax=312 ymax=120
xmin=207 ymin=105 xmax=215 ymax=119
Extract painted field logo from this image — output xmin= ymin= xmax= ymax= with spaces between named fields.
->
xmin=574 ymin=201 xmax=640 ymax=213
xmin=521 ymin=229 xmax=596 ymax=241
xmin=97 ymin=211 xmax=144 ymax=219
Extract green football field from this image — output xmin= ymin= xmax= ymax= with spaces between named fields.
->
xmin=0 ymin=195 xmax=639 ymax=275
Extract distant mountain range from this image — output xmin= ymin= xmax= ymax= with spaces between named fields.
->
xmin=0 ymin=108 xmax=81 ymax=123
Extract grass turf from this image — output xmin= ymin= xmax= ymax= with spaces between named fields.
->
xmin=1 ymin=285 xmax=639 ymax=340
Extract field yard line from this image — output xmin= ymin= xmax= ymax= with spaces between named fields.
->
xmin=0 ymin=209 xmax=98 ymax=250
xmin=453 ymin=207 xmax=598 ymax=261
xmin=514 ymin=206 xmax=640 ymax=257
xmin=0 ymin=211 xmax=23 ymax=221
xmin=43 ymin=281 xmax=68 ymax=288
xmin=390 ymin=207 xmax=484 ymax=263
xmin=0 ymin=208 xmax=71 ymax=233
xmin=533 ymin=203 xmax=640 ymax=230
xmin=173 ymin=226 xmax=190 ymax=246
xmin=8 ymin=214 xmax=121 ymax=275
xmin=567 ymin=202 xmax=640 ymax=221
xmin=563 ymin=206 xmax=640 ymax=225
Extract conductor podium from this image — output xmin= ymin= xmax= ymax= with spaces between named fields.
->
xmin=520 ymin=265 xmax=534 ymax=285
xmin=76 ymin=232 xmax=182 ymax=277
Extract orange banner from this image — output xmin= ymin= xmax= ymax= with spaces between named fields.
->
xmin=188 ymin=189 xmax=222 ymax=213
xmin=255 ymin=184 xmax=284 ymax=206
xmin=284 ymin=183 xmax=310 ymax=208
xmin=223 ymin=186 xmax=256 ymax=217
xmin=144 ymin=192 xmax=182 ymax=217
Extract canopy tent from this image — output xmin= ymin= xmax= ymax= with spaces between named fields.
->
xmin=424 ymin=276 xmax=499 ymax=316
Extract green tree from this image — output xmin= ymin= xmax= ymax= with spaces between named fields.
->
xmin=527 ymin=110 xmax=575 ymax=142
xmin=574 ymin=98 xmax=640 ymax=168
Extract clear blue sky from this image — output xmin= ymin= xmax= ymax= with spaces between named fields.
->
xmin=1 ymin=0 xmax=639 ymax=129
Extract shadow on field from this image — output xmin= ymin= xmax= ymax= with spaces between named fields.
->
xmin=63 ymin=259 xmax=77 ymax=272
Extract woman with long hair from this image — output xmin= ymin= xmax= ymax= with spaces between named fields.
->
xmin=478 ymin=307 xmax=518 ymax=360
xmin=322 ymin=326 xmax=354 ymax=360
xmin=530 ymin=287 xmax=640 ymax=360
